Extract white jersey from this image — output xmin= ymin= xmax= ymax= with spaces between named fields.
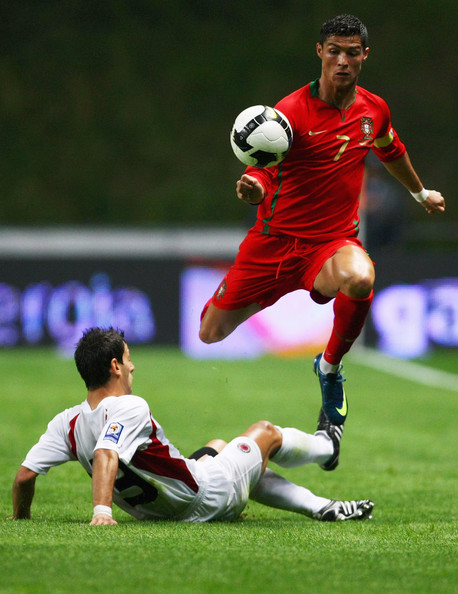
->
xmin=23 ymin=395 xmax=206 ymax=520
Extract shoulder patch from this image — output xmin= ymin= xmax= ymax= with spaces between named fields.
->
xmin=103 ymin=422 xmax=124 ymax=444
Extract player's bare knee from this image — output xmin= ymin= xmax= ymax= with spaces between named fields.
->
xmin=345 ymin=272 xmax=374 ymax=298
xmin=199 ymin=325 xmax=224 ymax=344
xmin=199 ymin=326 xmax=211 ymax=343
xmin=255 ymin=420 xmax=281 ymax=440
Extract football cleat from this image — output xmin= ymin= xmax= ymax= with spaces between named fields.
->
xmin=315 ymin=408 xmax=343 ymax=471
xmin=314 ymin=499 xmax=374 ymax=522
xmin=313 ymin=353 xmax=347 ymax=425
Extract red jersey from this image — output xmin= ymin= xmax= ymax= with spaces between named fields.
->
xmin=247 ymin=80 xmax=406 ymax=241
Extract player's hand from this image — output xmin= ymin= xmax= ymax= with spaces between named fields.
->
xmin=236 ymin=174 xmax=265 ymax=205
xmin=422 ymin=190 xmax=445 ymax=214
xmin=5 ymin=511 xmax=31 ymax=520
xmin=90 ymin=513 xmax=118 ymax=526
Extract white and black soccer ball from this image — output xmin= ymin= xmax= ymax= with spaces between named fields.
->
xmin=230 ymin=105 xmax=293 ymax=168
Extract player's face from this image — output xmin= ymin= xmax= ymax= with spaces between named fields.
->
xmin=317 ymin=35 xmax=369 ymax=90
xmin=120 ymin=342 xmax=135 ymax=394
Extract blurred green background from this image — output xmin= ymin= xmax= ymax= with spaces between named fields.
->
xmin=1 ymin=0 xmax=456 ymax=227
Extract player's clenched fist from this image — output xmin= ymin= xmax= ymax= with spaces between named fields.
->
xmin=422 ymin=190 xmax=445 ymax=215
xmin=236 ymin=174 xmax=265 ymax=205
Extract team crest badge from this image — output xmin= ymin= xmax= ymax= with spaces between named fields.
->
xmin=360 ymin=117 xmax=374 ymax=141
xmin=215 ymin=280 xmax=227 ymax=301
xmin=237 ymin=442 xmax=251 ymax=454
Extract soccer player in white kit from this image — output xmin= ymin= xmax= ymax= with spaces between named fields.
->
xmin=10 ymin=327 xmax=374 ymax=524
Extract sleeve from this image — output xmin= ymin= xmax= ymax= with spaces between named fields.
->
xmin=371 ymin=98 xmax=406 ymax=163
xmin=94 ymin=395 xmax=153 ymax=465
xmin=22 ymin=412 xmax=75 ymax=475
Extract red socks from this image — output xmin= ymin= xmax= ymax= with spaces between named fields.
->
xmin=324 ymin=290 xmax=374 ymax=365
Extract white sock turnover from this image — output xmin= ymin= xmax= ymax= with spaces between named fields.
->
xmin=320 ymin=355 xmax=340 ymax=375
xmin=271 ymin=426 xmax=333 ymax=468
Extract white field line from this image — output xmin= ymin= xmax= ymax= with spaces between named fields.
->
xmin=349 ymin=347 xmax=458 ymax=393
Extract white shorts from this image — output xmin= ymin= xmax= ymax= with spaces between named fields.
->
xmin=182 ymin=436 xmax=263 ymax=522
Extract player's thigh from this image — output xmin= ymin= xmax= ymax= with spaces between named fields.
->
xmin=314 ymin=244 xmax=375 ymax=298
xmin=189 ymin=437 xmax=263 ymax=521
xmin=216 ymin=436 xmax=263 ymax=495
xmin=199 ymin=302 xmax=262 ymax=343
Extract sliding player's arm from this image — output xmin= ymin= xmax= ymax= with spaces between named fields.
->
xmin=9 ymin=466 xmax=38 ymax=519
xmin=90 ymin=448 xmax=119 ymax=526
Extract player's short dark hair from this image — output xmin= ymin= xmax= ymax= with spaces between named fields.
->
xmin=74 ymin=327 xmax=126 ymax=390
xmin=320 ymin=14 xmax=369 ymax=48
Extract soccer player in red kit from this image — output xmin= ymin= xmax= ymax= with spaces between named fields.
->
xmin=199 ymin=15 xmax=445 ymax=432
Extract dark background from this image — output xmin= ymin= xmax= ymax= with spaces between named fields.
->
xmin=0 ymin=257 xmax=182 ymax=347
xmin=0 ymin=250 xmax=455 ymax=356
xmin=1 ymin=1 xmax=456 ymax=230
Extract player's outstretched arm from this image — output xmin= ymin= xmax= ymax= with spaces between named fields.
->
xmin=418 ymin=190 xmax=446 ymax=214
xmin=236 ymin=174 xmax=265 ymax=205
xmin=8 ymin=466 xmax=38 ymax=520
xmin=90 ymin=448 xmax=119 ymax=526
xmin=382 ymin=153 xmax=445 ymax=214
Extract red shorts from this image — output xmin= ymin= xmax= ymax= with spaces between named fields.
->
xmin=210 ymin=229 xmax=366 ymax=311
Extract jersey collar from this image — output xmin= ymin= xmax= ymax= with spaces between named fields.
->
xmin=310 ymin=79 xmax=320 ymax=97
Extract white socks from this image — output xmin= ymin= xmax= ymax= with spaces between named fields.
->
xmin=250 ymin=468 xmax=330 ymax=517
xmin=320 ymin=354 xmax=340 ymax=374
xmin=250 ymin=426 xmax=336 ymax=517
xmin=271 ymin=426 xmax=333 ymax=468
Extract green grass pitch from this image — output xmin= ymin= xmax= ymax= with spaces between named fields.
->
xmin=1 ymin=346 xmax=457 ymax=593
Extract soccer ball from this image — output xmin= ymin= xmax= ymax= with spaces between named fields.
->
xmin=230 ymin=105 xmax=293 ymax=168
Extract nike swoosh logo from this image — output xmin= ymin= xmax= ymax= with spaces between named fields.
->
xmin=336 ymin=390 xmax=347 ymax=416
xmin=308 ymin=130 xmax=328 ymax=135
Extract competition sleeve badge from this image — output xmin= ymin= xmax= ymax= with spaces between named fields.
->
xmin=103 ymin=422 xmax=124 ymax=444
